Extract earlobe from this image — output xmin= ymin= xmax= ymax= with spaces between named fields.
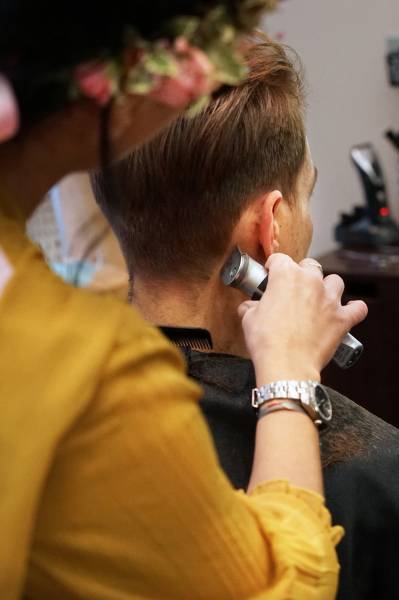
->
xmin=272 ymin=220 xmax=280 ymax=253
xmin=259 ymin=190 xmax=282 ymax=257
xmin=259 ymin=206 xmax=274 ymax=258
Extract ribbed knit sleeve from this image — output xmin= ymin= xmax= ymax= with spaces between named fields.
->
xmin=0 ymin=211 xmax=342 ymax=600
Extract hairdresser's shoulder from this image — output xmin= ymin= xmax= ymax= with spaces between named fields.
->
xmin=0 ymin=215 xmax=186 ymax=383
xmin=101 ymin=294 xmax=185 ymax=368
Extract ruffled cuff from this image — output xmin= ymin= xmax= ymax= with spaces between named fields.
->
xmin=249 ymin=479 xmax=343 ymax=543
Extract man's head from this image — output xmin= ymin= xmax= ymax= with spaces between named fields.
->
xmin=94 ymin=36 xmax=316 ymax=288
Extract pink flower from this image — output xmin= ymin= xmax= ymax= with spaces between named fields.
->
xmin=74 ymin=62 xmax=114 ymax=106
xmin=0 ymin=74 xmax=19 ymax=143
xmin=174 ymin=36 xmax=190 ymax=54
xmin=149 ymin=44 xmax=214 ymax=109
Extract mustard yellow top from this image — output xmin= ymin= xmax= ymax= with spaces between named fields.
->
xmin=0 ymin=209 xmax=342 ymax=600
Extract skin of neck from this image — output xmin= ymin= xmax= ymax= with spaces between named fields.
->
xmin=0 ymin=121 xmax=68 ymax=220
xmin=131 ymin=198 xmax=281 ymax=357
xmin=0 ymin=96 xmax=180 ymax=222
xmin=132 ymin=268 xmax=251 ymax=357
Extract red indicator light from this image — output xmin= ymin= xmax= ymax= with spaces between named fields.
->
xmin=379 ymin=207 xmax=390 ymax=217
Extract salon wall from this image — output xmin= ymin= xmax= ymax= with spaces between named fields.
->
xmin=265 ymin=0 xmax=399 ymax=256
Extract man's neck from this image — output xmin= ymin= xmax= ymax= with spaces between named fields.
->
xmin=132 ymin=274 xmax=249 ymax=357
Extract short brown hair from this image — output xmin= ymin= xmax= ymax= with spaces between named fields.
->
xmin=93 ymin=36 xmax=306 ymax=282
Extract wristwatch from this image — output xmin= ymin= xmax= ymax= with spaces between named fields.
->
xmin=252 ymin=380 xmax=333 ymax=427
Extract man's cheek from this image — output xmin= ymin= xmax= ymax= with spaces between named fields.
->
xmin=299 ymin=217 xmax=313 ymax=260
xmin=307 ymin=218 xmax=314 ymax=251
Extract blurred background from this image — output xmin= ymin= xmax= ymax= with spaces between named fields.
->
xmin=265 ymin=0 xmax=399 ymax=255
xmin=28 ymin=174 xmax=129 ymax=298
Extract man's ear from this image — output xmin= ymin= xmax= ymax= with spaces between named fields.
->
xmin=259 ymin=190 xmax=283 ymax=257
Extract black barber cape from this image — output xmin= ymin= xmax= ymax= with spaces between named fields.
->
xmin=162 ymin=328 xmax=399 ymax=600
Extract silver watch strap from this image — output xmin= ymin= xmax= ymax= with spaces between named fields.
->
xmin=252 ymin=380 xmax=317 ymax=408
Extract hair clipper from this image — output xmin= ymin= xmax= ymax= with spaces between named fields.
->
xmin=221 ymin=247 xmax=363 ymax=370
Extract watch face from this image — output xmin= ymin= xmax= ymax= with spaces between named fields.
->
xmin=315 ymin=385 xmax=333 ymax=423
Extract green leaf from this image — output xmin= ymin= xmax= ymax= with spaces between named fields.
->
xmin=219 ymin=25 xmax=236 ymax=45
xmin=166 ymin=16 xmax=201 ymax=40
xmin=236 ymin=0 xmax=280 ymax=29
xmin=206 ymin=44 xmax=248 ymax=85
xmin=199 ymin=5 xmax=230 ymax=41
xmin=125 ymin=68 xmax=156 ymax=95
xmin=143 ymin=48 xmax=179 ymax=77
xmin=105 ymin=61 xmax=121 ymax=94
xmin=185 ymin=94 xmax=211 ymax=118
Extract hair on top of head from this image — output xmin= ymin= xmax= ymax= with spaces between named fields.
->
xmin=93 ymin=35 xmax=307 ymax=283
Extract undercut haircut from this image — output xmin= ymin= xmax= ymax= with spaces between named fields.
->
xmin=93 ymin=36 xmax=307 ymax=283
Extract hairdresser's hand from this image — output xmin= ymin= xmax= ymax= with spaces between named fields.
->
xmin=238 ymin=254 xmax=368 ymax=384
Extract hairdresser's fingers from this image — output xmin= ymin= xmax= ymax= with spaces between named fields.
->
xmin=237 ymin=300 xmax=257 ymax=318
xmin=323 ymin=273 xmax=345 ymax=300
xmin=239 ymin=254 xmax=296 ymax=322
xmin=341 ymin=300 xmax=368 ymax=330
xmin=299 ymin=257 xmax=324 ymax=278
xmin=264 ymin=252 xmax=295 ymax=273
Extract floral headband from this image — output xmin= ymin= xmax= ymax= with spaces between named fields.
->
xmin=0 ymin=1 xmax=280 ymax=143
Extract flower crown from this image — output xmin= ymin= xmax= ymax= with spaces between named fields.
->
xmin=0 ymin=1 xmax=280 ymax=143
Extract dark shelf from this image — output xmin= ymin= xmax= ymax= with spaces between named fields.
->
xmin=318 ymin=248 xmax=399 ymax=427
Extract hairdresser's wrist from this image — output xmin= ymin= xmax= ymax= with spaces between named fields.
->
xmin=253 ymin=358 xmax=321 ymax=387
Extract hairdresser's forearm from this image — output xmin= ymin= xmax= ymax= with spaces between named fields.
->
xmin=247 ymin=364 xmax=323 ymax=496
xmin=247 ymin=411 xmax=323 ymax=495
